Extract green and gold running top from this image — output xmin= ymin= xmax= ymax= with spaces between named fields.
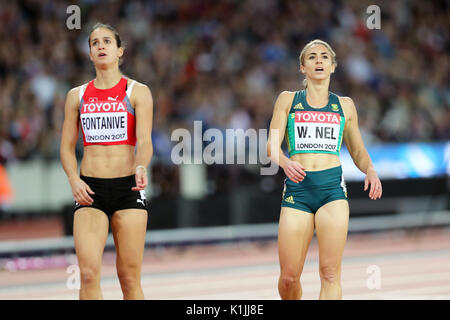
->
xmin=285 ymin=90 xmax=345 ymax=157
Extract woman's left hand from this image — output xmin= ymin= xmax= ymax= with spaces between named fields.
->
xmin=364 ymin=168 xmax=382 ymax=200
xmin=132 ymin=166 xmax=148 ymax=191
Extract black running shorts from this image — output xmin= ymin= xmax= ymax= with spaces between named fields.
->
xmin=73 ymin=175 xmax=148 ymax=217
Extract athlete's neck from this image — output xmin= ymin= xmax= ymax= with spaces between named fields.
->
xmin=305 ymin=79 xmax=330 ymax=108
xmin=94 ymin=66 xmax=122 ymax=89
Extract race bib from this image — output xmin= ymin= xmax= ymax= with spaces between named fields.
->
xmin=294 ymin=111 xmax=341 ymax=153
xmin=80 ymin=101 xmax=128 ymax=143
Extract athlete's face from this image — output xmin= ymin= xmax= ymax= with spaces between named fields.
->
xmin=89 ymin=28 xmax=123 ymax=66
xmin=300 ymin=44 xmax=336 ymax=81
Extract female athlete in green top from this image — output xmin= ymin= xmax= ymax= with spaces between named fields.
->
xmin=267 ymin=39 xmax=382 ymax=300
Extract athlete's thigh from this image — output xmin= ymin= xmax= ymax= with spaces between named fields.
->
xmin=73 ymin=208 xmax=109 ymax=267
xmin=315 ymin=200 xmax=349 ymax=267
xmin=111 ymin=209 xmax=148 ymax=267
xmin=278 ymin=206 xmax=315 ymax=275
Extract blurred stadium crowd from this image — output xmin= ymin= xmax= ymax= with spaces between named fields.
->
xmin=0 ymin=0 xmax=448 ymax=168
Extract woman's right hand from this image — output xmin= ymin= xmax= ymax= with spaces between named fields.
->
xmin=69 ymin=177 xmax=95 ymax=205
xmin=282 ymin=159 xmax=307 ymax=183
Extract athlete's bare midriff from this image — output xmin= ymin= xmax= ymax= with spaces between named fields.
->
xmin=80 ymin=144 xmax=136 ymax=178
xmin=290 ymin=153 xmax=341 ymax=171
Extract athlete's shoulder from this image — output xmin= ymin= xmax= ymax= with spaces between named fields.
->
xmin=337 ymin=95 xmax=357 ymax=118
xmin=337 ymin=95 xmax=354 ymax=104
xmin=64 ymin=84 xmax=88 ymax=111
xmin=67 ymin=85 xmax=80 ymax=96
xmin=68 ymin=80 xmax=91 ymax=94
xmin=274 ymin=91 xmax=296 ymax=114
xmin=126 ymin=78 xmax=151 ymax=94
xmin=66 ymin=83 xmax=87 ymax=102
xmin=273 ymin=91 xmax=296 ymax=114
xmin=126 ymin=78 xmax=148 ymax=88
xmin=135 ymin=82 xmax=152 ymax=95
xmin=278 ymin=90 xmax=297 ymax=98
xmin=275 ymin=90 xmax=296 ymax=106
xmin=337 ymin=96 xmax=355 ymax=108
xmin=126 ymin=79 xmax=153 ymax=107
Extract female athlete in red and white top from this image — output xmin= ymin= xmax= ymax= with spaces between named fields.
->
xmin=60 ymin=23 xmax=153 ymax=300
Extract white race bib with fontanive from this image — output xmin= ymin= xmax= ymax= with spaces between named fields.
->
xmin=294 ymin=111 xmax=341 ymax=153
xmin=80 ymin=101 xmax=128 ymax=143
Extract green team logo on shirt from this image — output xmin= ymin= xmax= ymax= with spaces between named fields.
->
xmin=331 ymin=104 xmax=339 ymax=112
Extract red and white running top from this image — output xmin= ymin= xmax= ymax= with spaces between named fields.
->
xmin=78 ymin=77 xmax=136 ymax=146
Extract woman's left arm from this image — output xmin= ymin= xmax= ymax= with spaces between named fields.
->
xmin=132 ymin=83 xmax=154 ymax=191
xmin=341 ymin=97 xmax=382 ymax=200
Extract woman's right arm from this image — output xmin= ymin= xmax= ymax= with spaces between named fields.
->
xmin=266 ymin=91 xmax=306 ymax=183
xmin=60 ymin=87 xmax=94 ymax=205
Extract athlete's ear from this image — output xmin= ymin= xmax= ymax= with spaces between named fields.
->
xmin=117 ymin=47 xmax=124 ymax=59
xmin=300 ymin=65 xmax=305 ymax=74
xmin=331 ymin=63 xmax=336 ymax=74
